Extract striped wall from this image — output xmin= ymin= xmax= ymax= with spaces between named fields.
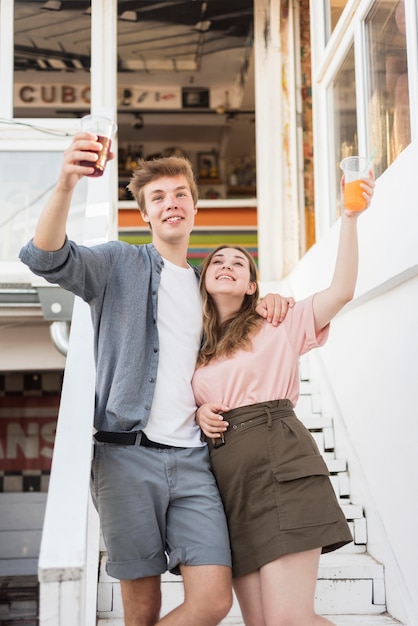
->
xmin=119 ymin=203 xmax=258 ymax=267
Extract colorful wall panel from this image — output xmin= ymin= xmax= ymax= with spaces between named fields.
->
xmin=118 ymin=203 xmax=258 ymax=267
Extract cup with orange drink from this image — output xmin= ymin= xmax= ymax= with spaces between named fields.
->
xmin=340 ymin=156 xmax=369 ymax=212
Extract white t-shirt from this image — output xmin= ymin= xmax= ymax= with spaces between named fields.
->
xmin=143 ymin=258 xmax=205 ymax=447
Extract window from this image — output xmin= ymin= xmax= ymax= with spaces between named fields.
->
xmin=14 ymin=2 xmax=91 ymax=118
xmin=0 ymin=150 xmax=86 ymax=262
xmin=326 ymin=0 xmax=349 ymax=38
xmin=330 ymin=46 xmax=358 ymax=218
xmin=312 ymin=0 xmax=415 ymax=233
xmin=366 ymin=0 xmax=410 ymax=177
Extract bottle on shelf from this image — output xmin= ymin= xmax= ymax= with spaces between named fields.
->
xmin=124 ymin=145 xmax=133 ymax=173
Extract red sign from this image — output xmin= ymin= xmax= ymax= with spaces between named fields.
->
xmin=0 ymin=397 xmax=59 ymax=471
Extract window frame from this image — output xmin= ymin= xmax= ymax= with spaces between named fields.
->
xmin=311 ymin=0 xmax=418 ymax=238
xmin=0 ymin=1 xmax=118 ymax=281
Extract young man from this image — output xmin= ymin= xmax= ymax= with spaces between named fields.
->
xmin=19 ymin=132 xmax=291 ymax=626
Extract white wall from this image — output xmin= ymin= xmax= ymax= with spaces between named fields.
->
xmin=270 ymin=142 xmax=418 ymax=625
xmin=0 ymin=322 xmax=66 ymax=371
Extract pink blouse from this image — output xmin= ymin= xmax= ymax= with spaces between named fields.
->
xmin=192 ymin=295 xmax=329 ymax=409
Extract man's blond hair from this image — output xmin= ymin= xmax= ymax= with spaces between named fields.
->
xmin=127 ymin=156 xmax=199 ymax=214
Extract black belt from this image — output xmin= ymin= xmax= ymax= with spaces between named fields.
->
xmin=94 ymin=430 xmax=184 ymax=449
xmin=207 ymin=399 xmax=294 ymax=451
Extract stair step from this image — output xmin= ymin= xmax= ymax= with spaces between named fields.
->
xmin=0 ymin=575 xmax=39 ymax=625
xmin=315 ymin=553 xmax=387 ymax=615
xmin=98 ymin=613 xmax=405 ymax=625
xmin=98 ymin=552 xmax=388 ymax=621
xmin=325 ymin=617 xmax=404 ymax=625
xmin=318 ymin=552 xmax=383 ymax=579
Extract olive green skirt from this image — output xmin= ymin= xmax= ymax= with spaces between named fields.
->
xmin=207 ymin=399 xmax=353 ymax=578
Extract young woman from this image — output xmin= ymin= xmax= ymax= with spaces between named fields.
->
xmin=192 ymin=174 xmax=375 ymax=626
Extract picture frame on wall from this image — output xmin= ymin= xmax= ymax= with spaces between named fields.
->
xmin=197 ymin=151 xmax=219 ymax=179
xmin=182 ymin=87 xmax=210 ymax=108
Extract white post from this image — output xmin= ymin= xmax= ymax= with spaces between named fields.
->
xmin=253 ymin=0 xmax=284 ymax=281
xmin=90 ymin=0 xmax=119 ymax=241
xmin=0 ymin=0 xmax=14 ymax=119
xmin=38 ymin=3 xmax=119 ymax=623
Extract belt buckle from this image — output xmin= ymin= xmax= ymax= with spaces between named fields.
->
xmin=212 ymin=433 xmax=225 ymax=449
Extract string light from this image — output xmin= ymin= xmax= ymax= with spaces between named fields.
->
xmin=0 ymin=118 xmax=72 ymax=137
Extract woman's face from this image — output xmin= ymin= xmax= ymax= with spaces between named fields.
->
xmin=204 ymin=247 xmax=257 ymax=299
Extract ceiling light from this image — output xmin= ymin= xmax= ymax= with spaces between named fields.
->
xmin=42 ymin=0 xmax=62 ymax=10
xmin=48 ymin=59 xmax=67 ymax=69
xmin=119 ymin=10 xmax=138 ymax=22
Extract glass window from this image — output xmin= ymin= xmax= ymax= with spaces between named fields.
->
xmin=14 ymin=2 xmax=91 ymax=118
xmin=330 ymin=46 xmax=357 ymax=218
xmin=326 ymin=1 xmax=349 ymax=39
xmin=366 ymin=0 xmax=410 ymax=178
xmin=0 ymin=151 xmax=86 ymax=262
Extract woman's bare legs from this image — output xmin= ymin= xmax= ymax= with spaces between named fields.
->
xmin=233 ymin=570 xmax=266 ymax=626
xmin=233 ymin=548 xmax=335 ymax=626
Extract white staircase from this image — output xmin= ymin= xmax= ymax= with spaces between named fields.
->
xmin=96 ymin=354 xmax=404 ymax=626
xmin=0 ymin=493 xmax=46 ymax=625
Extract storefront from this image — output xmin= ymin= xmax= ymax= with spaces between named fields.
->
xmin=0 ymin=4 xmax=417 ymax=620
xmin=1 ymin=0 xmax=417 ymax=475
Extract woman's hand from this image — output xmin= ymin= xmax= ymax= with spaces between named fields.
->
xmin=196 ymin=403 xmax=230 ymax=439
xmin=341 ymin=170 xmax=375 ymax=218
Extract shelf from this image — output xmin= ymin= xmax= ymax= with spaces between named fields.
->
xmin=227 ymin=185 xmax=256 ymax=197
xmin=198 ymin=178 xmax=224 ymax=185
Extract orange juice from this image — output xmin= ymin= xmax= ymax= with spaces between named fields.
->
xmin=343 ymin=179 xmax=367 ymax=211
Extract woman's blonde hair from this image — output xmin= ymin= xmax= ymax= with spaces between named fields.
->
xmin=197 ymin=245 xmax=262 ymax=366
xmin=127 ymin=156 xmax=198 ymax=214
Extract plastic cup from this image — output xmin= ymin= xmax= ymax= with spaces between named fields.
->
xmin=80 ymin=115 xmax=118 ymax=177
xmin=339 ymin=156 xmax=368 ymax=212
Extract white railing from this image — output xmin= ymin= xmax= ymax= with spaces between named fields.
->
xmin=38 ymin=152 xmax=118 ymax=624
xmin=38 ymin=297 xmax=99 ymax=626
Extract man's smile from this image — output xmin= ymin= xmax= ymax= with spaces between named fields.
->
xmin=164 ymin=215 xmax=184 ymax=223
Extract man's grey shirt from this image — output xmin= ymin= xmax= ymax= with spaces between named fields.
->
xmin=19 ymin=238 xmax=199 ymax=433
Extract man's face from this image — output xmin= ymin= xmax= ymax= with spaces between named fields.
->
xmin=141 ymin=174 xmax=197 ymax=245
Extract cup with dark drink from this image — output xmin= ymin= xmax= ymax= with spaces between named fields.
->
xmin=80 ymin=114 xmax=118 ymax=177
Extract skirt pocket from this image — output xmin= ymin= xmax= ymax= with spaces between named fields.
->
xmin=273 ymin=454 xmax=339 ymax=530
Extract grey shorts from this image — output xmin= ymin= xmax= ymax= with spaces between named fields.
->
xmin=207 ymin=400 xmax=353 ymax=578
xmin=90 ymin=440 xmax=231 ymax=580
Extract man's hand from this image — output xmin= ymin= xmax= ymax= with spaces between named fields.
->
xmin=256 ymin=294 xmax=295 ymax=326
xmin=58 ymin=132 xmax=116 ymax=192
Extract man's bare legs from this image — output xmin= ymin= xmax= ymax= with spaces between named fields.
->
xmin=120 ymin=565 xmax=232 ymax=626
xmin=159 ymin=564 xmax=232 ymax=626
xmin=120 ymin=576 xmax=162 ymax=626
xmin=233 ymin=548 xmax=335 ymax=626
